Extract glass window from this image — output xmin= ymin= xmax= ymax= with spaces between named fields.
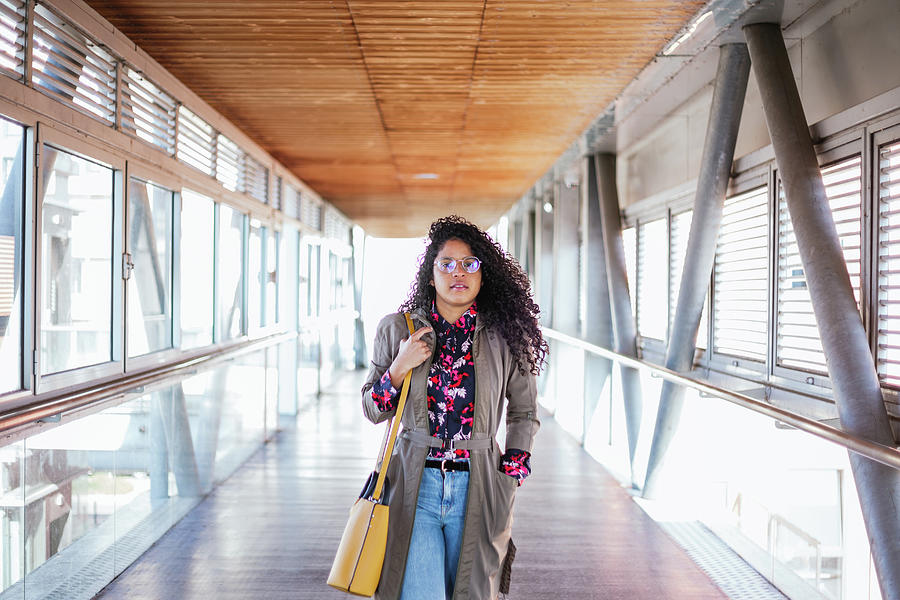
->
xmin=180 ymin=189 xmax=214 ymax=348
xmin=248 ymin=220 xmax=262 ymax=330
xmin=127 ymin=178 xmax=174 ymax=357
xmin=0 ymin=118 xmax=24 ymax=393
xmin=636 ymin=218 xmax=668 ymax=342
xmin=40 ymin=145 xmax=114 ymax=374
xmin=622 ymin=226 xmax=637 ymax=320
xmin=877 ymin=137 xmax=900 ymax=386
xmin=670 ymin=210 xmax=709 ymax=350
xmin=776 ymin=156 xmax=862 ymax=374
xmin=265 ymin=229 xmax=278 ymax=326
xmin=217 ymin=204 xmax=244 ymax=340
xmin=713 ymin=186 xmax=769 ymax=363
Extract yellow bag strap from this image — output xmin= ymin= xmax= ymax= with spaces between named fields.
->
xmin=372 ymin=312 xmax=416 ymax=502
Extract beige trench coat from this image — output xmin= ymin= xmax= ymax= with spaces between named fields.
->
xmin=361 ymin=308 xmax=540 ymax=600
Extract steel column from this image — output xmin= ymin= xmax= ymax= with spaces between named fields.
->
xmin=643 ymin=44 xmax=751 ymax=497
xmin=552 ymin=181 xmax=581 ymax=337
xmin=595 ymin=153 xmax=642 ymax=480
xmin=745 ymin=23 xmax=900 ymax=599
xmin=583 ymin=156 xmax=614 ymax=443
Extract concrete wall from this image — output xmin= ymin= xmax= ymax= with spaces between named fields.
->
xmin=618 ymin=0 xmax=900 ymax=208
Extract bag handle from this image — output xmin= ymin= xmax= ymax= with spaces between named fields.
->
xmin=371 ymin=312 xmax=416 ymax=503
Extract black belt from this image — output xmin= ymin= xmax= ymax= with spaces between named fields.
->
xmin=425 ymin=459 xmax=469 ymax=472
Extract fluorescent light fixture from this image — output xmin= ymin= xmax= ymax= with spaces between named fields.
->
xmin=412 ymin=173 xmax=439 ymax=180
xmin=662 ymin=11 xmax=712 ymax=56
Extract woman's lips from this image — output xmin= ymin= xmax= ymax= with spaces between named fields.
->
xmin=450 ymin=283 xmax=468 ymax=290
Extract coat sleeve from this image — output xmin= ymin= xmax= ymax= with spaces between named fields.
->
xmin=361 ymin=314 xmax=401 ymax=425
xmin=504 ymin=358 xmax=540 ymax=453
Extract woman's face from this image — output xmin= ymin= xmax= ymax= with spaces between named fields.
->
xmin=431 ymin=239 xmax=482 ymax=318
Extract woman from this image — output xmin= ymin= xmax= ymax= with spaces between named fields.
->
xmin=362 ymin=215 xmax=548 ymax=600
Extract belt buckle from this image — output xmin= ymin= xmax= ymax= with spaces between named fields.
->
xmin=440 ymin=459 xmax=448 ymax=473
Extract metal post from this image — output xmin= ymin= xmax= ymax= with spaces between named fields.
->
xmin=583 ymin=156 xmax=614 ymax=443
xmin=595 ymin=153 xmax=642 ymax=482
xmin=642 ymin=44 xmax=751 ymax=497
xmin=745 ymin=23 xmax=900 ymax=600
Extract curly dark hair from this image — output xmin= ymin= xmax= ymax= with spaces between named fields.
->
xmin=399 ymin=215 xmax=548 ymax=375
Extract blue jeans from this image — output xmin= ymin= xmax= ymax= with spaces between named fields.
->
xmin=399 ymin=468 xmax=470 ymax=600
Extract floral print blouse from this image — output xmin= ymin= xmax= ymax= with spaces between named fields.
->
xmin=371 ymin=303 xmax=532 ymax=484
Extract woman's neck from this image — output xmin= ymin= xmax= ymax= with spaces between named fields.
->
xmin=435 ymin=300 xmax=472 ymax=325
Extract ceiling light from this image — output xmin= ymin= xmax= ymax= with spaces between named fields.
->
xmin=412 ymin=173 xmax=439 ymax=180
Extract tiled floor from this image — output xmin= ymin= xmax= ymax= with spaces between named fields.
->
xmin=94 ymin=372 xmax=729 ymax=599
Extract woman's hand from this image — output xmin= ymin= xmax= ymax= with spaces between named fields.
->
xmin=388 ymin=325 xmax=433 ymax=388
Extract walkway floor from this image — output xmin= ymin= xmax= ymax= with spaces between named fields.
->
xmin=94 ymin=371 xmax=728 ymax=599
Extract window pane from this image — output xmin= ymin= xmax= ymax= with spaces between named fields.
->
xmin=0 ymin=118 xmax=24 ymax=393
xmin=248 ymin=221 xmax=262 ymax=330
xmin=637 ymin=218 xmax=668 ymax=342
xmin=713 ymin=186 xmax=769 ymax=362
xmin=180 ymin=189 xmax=214 ymax=348
xmin=217 ymin=204 xmax=244 ymax=340
xmin=128 ymin=178 xmax=173 ymax=357
xmin=40 ymin=145 xmax=114 ymax=374
xmin=670 ymin=210 xmax=709 ymax=350
xmin=265 ymin=230 xmax=278 ymax=326
xmin=877 ymin=138 xmax=900 ymax=386
xmin=776 ymin=157 xmax=861 ymax=374
xmin=622 ymin=226 xmax=636 ymax=319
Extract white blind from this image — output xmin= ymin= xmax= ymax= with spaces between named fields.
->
xmin=215 ymin=134 xmax=242 ymax=192
xmin=713 ymin=186 xmax=769 ymax=362
xmin=0 ymin=0 xmax=26 ymax=80
xmin=877 ymin=139 xmax=900 ymax=387
xmin=244 ymin=154 xmax=268 ymax=203
xmin=0 ymin=235 xmax=13 ymax=316
xmin=776 ymin=156 xmax=862 ymax=374
xmin=32 ymin=4 xmax=116 ymax=125
xmin=637 ymin=217 xmax=668 ymax=342
xmin=670 ymin=209 xmax=708 ymax=350
xmin=302 ymin=197 xmax=322 ymax=231
xmin=284 ymin=183 xmax=301 ymax=219
xmin=273 ymin=176 xmax=283 ymax=210
xmin=121 ymin=68 xmax=176 ymax=154
xmin=177 ymin=106 xmax=215 ymax=176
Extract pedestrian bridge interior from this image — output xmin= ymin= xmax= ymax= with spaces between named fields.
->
xmin=0 ymin=0 xmax=898 ymax=599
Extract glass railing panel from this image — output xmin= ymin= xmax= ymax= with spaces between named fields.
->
xmin=543 ymin=334 xmax=882 ymax=600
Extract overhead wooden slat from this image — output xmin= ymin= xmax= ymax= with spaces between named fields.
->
xmin=85 ymin=0 xmax=705 ymax=237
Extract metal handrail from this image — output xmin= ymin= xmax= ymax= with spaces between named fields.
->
xmin=0 ymin=330 xmax=297 ymax=436
xmin=541 ymin=327 xmax=900 ymax=471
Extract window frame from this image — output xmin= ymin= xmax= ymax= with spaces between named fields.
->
xmin=34 ymin=123 xmax=125 ymax=394
xmin=769 ymin=137 xmax=866 ymax=393
xmin=122 ymin=161 xmax=182 ymax=371
xmin=0 ymin=111 xmax=35 ymax=403
xmin=706 ymin=163 xmax=772 ymax=379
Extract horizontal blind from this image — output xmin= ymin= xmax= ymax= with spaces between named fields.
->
xmin=273 ymin=176 xmax=283 ymax=210
xmin=670 ymin=209 xmax=708 ymax=349
xmin=283 ymin=183 xmax=301 ymax=219
xmin=0 ymin=0 xmax=26 ymax=80
xmin=302 ymin=197 xmax=322 ymax=231
xmin=120 ymin=68 xmax=176 ymax=154
xmin=176 ymin=106 xmax=215 ymax=176
xmin=776 ymin=156 xmax=862 ymax=374
xmin=622 ymin=226 xmax=637 ymax=320
xmin=877 ymin=138 xmax=900 ymax=386
xmin=0 ymin=235 xmax=13 ymax=316
xmin=215 ymin=134 xmax=242 ymax=192
xmin=244 ymin=154 xmax=268 ymax=203
xmin=32 ymin=4 xmax=116 ymax=124
xmin=713 ymin=186 xmax=769 ymax=362
xmin=636 ymin=217 xmax=667 ymax=342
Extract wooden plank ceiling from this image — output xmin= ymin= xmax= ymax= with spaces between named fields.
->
xmin=85 ymin=0 xmax=705 ymax=237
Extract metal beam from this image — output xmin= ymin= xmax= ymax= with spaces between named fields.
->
xmin=595 ymin=153 xmax=642 ymax=482
xmin=745 ymin=23 xmax=900 ymax=600
xmin=642 ymin=43 xmax=751 ymax=498
xmin=583 ymin=156 xmax=614 ymax=443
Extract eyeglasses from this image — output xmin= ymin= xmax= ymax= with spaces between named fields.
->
xmin=434 ymin=256 xmax=481 ymax=274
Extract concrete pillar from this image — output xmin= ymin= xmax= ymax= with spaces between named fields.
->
xmin=642 ymin=44 xmax=751 ymax=497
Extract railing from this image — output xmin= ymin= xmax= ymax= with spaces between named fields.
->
xmin=541 ymin=327 xmax=900 ymax=471
xmin=0 ymin=330 xmax=296 ymax=436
